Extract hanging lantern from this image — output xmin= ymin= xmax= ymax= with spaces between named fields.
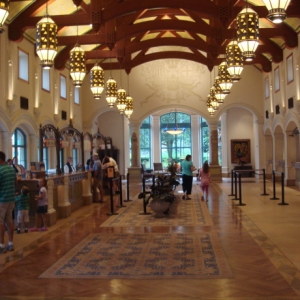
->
xmin=0 ymin=0 xmax=9 ymax=32
xmin=262 ymin=0 xmax=291 ymax=23
xmin=124 ymin=95 xmax=133 ymax=119
xmin=209 ymin=89 xmax=219 ymax=111
xmin=226 ymin=40 xmax=243 ymax=82
xmin=213 ymin=77 xmax=226 ymax=104
xmin=207 ymin=99 xmax=214 ymax=116
xmin=218 ymin=62 xmax=233 ymax=94
xmin=116 ymin=88 xmax=127 ymax=114
xmin=36 ymin=16 xmax=58 ymax=69
xmin=105 ymin=77 xmax=117 ymax=107
xmin=236 ymin=6 xmax=259 ymax=61
xmin=90 ymin=63 xmax=104 ymax=100
xmin=70 ymin=44 xmax=86 ymax=87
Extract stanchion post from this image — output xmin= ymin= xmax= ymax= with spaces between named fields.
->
xmin=228 ymin=169 xmax=234 ymax=196
xmin=139 ymin=176 xmax=152 ymax=215
xmin=278 ymin=172 xmax=289 ymax=206
xmin=106 ymin=178 xmax=118 ymax=216
xmin=270 ymin=170 xmax=279 ymax=200
xmin=236 ymin=173 xmax=246 ymax=206
xmin=261 ymin=168 xmax=269 ymax=196
xmin=124 ymin=173 xmax=132 ymax=202
xmin=117 ymin=175 xmax=126 ymax=208
xmin=232 ymin=171 xmax=238 ymax=200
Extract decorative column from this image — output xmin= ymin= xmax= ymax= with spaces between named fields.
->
xmin=253 ymin=118 xmax=265 ymax=171
xmin=57 ymin=176 xmax=71 ymax=218
xmin=46 ymin=178 xmax=57 ymax=226
xmin=191 ymin=115 xmax=200 ymax=168
xmin=152 ymin=115 xmax=160 ymax=163
xmin=128 ymin=121 xmax=141 ymax=179
xmin=82 ymin=171 xmax=93 ymax=205
xmin=208 ymin=121 xmax=222 ymax=180
xmin=220 ymin=112 xmax=229 ymax=176
xmin=30 ymin=134 xmax=39 ymax=163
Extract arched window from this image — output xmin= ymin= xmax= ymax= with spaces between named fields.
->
xmin=140 ymin=116 xmax=151 ymax=168
xmin=11 ymin=128 xmax=27 ymax=168
xmin=160 ymin=112 xmax=191 ymax=167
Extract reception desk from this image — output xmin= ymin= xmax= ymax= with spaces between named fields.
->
xmin=16 ymin=171 xmax=93 ymax=227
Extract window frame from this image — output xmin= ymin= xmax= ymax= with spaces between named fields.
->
xmin=12 ymin=128 xmax=27 ymax=169
xmin=160 ymin=112 xmax=191 ymax=168
xmin=265 ymin=76 xmax=270 ymax=99
xmin=74 ymin=86 xmax=80 ymax=104
xmin=140 ymin=116 xmax=151 ymax=169
xmin=274 ymin=66 xmax=280 ymax=93
xmin=60 ymin=74 xmax=67 ymax=99
xmin=286 ymin=53 xmax=294 ymax=84
xmin=42 ymin=68 xmax=50 ymax=92
xmin=18 ymin=48 xmax=29 ymax=82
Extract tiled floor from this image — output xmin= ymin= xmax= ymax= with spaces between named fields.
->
xmin=0 ymin=177 xmax=300 ymax=299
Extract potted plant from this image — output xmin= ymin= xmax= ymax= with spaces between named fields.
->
xmin=138 ymin=163 xmax=180 ymax=217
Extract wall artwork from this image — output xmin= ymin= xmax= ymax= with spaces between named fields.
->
xmin=231 ymin=139 xmax=251 ymax=164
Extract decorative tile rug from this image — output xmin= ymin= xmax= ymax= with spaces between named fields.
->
xmin=39 ymin=232 xmax=232 ymax=279
xmin=100 ymin=193 xmax=213 ymax=227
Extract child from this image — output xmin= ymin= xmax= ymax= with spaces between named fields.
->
xmin=15 ymin=186 xmax=30 ymax=233
xmin=30 ymin=179 xmax=48 ymax=232
xmin=198 ymin=161 xmax=211 ymax=202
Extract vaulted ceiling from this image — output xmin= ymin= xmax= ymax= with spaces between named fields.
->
xmin=6 ymin=0 xmax=300 ymax=74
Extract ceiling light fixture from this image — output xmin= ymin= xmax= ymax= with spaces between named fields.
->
xmin=213 ymin=77 xmax=227 ymax=104
xmin=90 ymin=34 xmax=104 ymax=100
xmin=262 ymin=0 xmax=291 ymax=24
xmin=69 ymin=6 xmax=86 ymax=87
xmin=124 ymin=73 xmax=133 ymax=119
xmin=163 ymin=110 xmax=185 ymax=135
xmin=0 ymin=0 xmax=9 ymax=33
xmin=218 ymin=62 xmax=233 ymax=94
xmin=226 ymin=40 xmax=243 ymax=82
xmin=116 ymin=67 xmax=127 ymax=114
xmin=36 ymin=1 xmax=58 ymax=69
xmin=236 ymin=5 xmax=259 ymax=61
xmin=105 ymin=52 xmax=117 ymax=108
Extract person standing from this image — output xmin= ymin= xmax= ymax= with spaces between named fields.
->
xmin=12 ymin=156 xmax=24 ymax=177
xmin=102 ymin=156 xmax=120 ymax=193
xmin=0 ymin=151 xmax=17 ymax=253
xmin=181 ymin=154 xmax=195 ymax=200
xmin=15 ymin=186 xmax=30 ymax=233
xmin=64 ymin=157 xmax=75 ymax=174
xmin=30 ymin=179 xmax=48 ymax=232
xmin=198 ymin=161 xmax=211 ymax=202
xmin=92 ymin=153 xmax=104 ymax=203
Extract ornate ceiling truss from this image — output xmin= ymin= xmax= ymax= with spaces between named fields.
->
xmin=7 ymin=0 xmax=300 ymax=73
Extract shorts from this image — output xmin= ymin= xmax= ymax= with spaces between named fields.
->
xmin=0 ymin=202 xmax=15 ymax=224
xmin=37 ymin=205 xmax=48 ymax=214
xmin=17 ymin=210 xmax=29 ymax=223
xmin=93 ymin=178 xmax=103 ymax=188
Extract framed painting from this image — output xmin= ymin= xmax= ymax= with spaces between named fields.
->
xmin=231 ymin=139 xmax=251 ymax=164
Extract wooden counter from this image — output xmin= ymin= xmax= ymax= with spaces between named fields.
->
xmin=17 ymin=171 xmax=93 ymax=227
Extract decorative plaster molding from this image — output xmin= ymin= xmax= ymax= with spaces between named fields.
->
xmin=6 ymin=99 xmax=16 ymax=116
xmin=54 ymin=113 xmax=59 ymax=121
